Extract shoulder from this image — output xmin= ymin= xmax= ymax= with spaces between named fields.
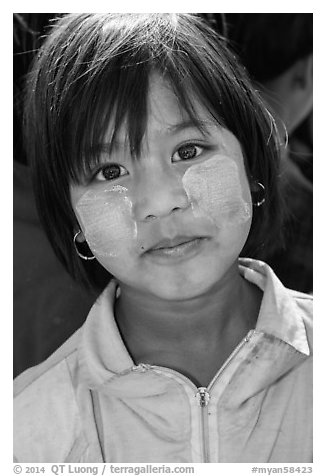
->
xmin=289 ymin=289 xmax=313 ymax=313
xmin=14 ymin=327 xmax=81 ymax=395
xmin=14 ymin=328 xmax=87 ymax=462
xmin=288 ymin=288 xmax=313 ymax=306
xmin=289 ymin=289 xmax=313 ymax=334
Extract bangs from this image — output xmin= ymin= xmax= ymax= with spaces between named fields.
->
xmin=51 ymin=13 xmax=237 ymax=184
xmin=27 ymin=11 xmax=277 ymax=185
xmin=69 ymin=69 xmax=225 ymax=184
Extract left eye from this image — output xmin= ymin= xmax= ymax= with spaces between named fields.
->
xmin=172 ymin=144 xmax=204 ymax=162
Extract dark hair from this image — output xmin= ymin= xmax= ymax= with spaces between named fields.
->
xmin=14 ymin=13 xmax=62 ymax=164
xmin=220 ymin=13 xmax=313 ymax=82
xmin=23 ymin=13 xmax=283 ymax=289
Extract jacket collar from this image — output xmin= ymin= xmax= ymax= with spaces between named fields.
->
xmin=78 ymin=259 xmax=310 ymax=390
xmin=239 ymin=258 xmax=310 ymax=355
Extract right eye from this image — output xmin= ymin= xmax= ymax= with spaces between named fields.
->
xmin=95 ymin=163 xmax=128 ymax=182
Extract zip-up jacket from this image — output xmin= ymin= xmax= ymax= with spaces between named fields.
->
xmin=14 ymin=258 xmax=313 ymax=463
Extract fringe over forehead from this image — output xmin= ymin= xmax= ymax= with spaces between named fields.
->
xmin=27 ymin=13 xmax=274 ymax=182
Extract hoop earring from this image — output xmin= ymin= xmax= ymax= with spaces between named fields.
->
xmin=252 ymin=182 xmax=266 ymax=207
xmin=73 ymin=231 xmax=96 ymax=261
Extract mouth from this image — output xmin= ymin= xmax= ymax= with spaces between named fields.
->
xmin=144 ymin=236 xmax=209 ymax=262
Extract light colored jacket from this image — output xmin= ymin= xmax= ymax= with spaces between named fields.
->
xmin=14 ymin=259 xmax=312 ymax=463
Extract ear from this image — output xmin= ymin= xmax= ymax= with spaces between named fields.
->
xmin=249 ymin=180 xmax=266 ymax=207
xmin=249 ymin=180 xmax=262 ymax=193
xmin=74 ymin=229 xmax=86 ymax=243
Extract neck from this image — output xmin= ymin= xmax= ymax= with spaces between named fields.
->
xmin=115 ymin=262 xmax=262 ymax=366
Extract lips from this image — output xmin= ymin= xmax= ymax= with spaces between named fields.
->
xmin=146 ymin=235 xmax=203 ymax=252
xmin=143 ymin=235 xmax=209 ymax=263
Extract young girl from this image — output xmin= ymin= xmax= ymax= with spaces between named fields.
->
xmin=14 ymin=13 xmax=312 ymax=463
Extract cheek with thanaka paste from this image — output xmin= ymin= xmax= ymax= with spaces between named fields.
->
xmin=75 ymin=185 xmax=137 ymax=258
xmin=182 ymin=155 xmax=251 ymax=227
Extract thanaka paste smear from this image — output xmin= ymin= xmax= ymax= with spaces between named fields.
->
xmin=76 ymin=185 xmax=137 ymax=258
xmin=182 ymin=155 xmax=251 ymax=227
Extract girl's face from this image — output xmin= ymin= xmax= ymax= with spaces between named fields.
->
xmin=70 ymin=74 xmax=253 ymax=300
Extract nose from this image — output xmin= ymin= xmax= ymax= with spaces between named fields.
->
xmin=132 ymin=166 xmax=190 ymax=221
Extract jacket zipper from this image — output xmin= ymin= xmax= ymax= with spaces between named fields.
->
xmin=196 ymin=387 xmax=210 ymax=462
xmin=195 ymin=329 xmax=255 ymax=462
xmin=207 ymin=329 xmax=254 ymax=391
xmin=136 ymin=329 xmax=255 ymax=462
